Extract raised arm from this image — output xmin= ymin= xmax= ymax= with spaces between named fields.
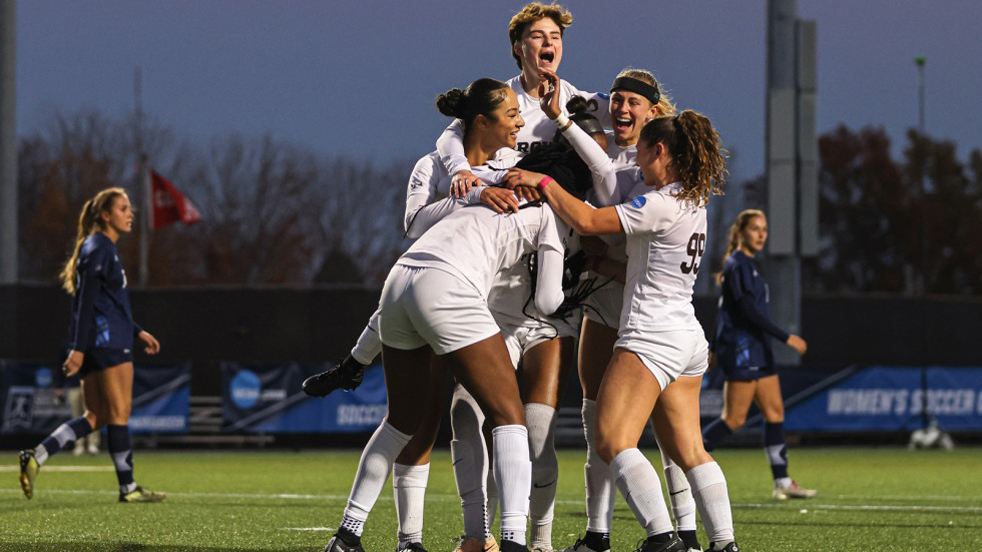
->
xmin=505 ymin=169 xmax=622 ymax=236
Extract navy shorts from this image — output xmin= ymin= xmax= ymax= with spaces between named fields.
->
xmin=77 ymin=348 xmax=134 ymax=379
xmin=720 ymin=361 xmax=776 ymax=381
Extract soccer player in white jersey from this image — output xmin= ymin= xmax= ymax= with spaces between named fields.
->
xmin=506 ymin=112 xmax=739 ymax=552
xmin=319 ymin=79 xmax=530 ymax=552
xmin=533 ymin=68 xmax=703 ymax=552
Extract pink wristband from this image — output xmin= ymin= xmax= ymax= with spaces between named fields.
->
xmin=537 ymin=176 xmax=555 ymax=192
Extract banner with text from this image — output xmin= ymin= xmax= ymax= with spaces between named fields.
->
xmin=220 ymin=362 xmax=387 ymax=433
xmin=1 ymin=360 xmax=190 ymax=434
xmin=785 ymin=366 xmax=982 ymax=432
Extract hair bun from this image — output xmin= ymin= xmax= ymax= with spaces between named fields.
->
xmin=565 ymin=95 xmax=598 ymax=116
xmin=436 ymin=88 xmax=468 ymax=119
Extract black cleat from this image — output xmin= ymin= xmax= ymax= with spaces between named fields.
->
xmin=499 ymin=541 xmax=530 ymax=552
xmin=324 ymin=529 xmax=365 ymax=552
xmin=708 ymin=542 xmax=739 ymax=552
xmin=633 ymin=534 xmax=686 ymax=552
xmin=678 ymin=530 xmax=702 ymax=551
xmin=303 ymin=354 xmax=366 ymax=396
xmin=396 ymin=543 xmax=429 ymax=552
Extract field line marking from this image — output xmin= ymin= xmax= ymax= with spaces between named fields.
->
xmin=0 ymin=466 xmax=115 ymax=472
xmin=2 ymin=488 xmax=978 ymax=512
xmin=731 ymin=502 xmax=982 ymax=513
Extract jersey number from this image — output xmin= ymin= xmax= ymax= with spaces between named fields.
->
xmin=680 ymin=233 xmax=706 ymax=274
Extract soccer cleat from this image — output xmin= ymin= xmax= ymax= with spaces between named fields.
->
xmin=119 ymin=486 xmax=167 ymax=503
xmin=562 ymin=536 xmax=610 ymax=552
xmin=396 ymin=543 xmax=428 ymax=552
xmin=86 ymin=442 xmax=100 ymax=455
xmin=324 ymin=531 xmax=365 ymax=552
xmin=499 ymin=541 xmax=530 ymax=552
xmin=633 ymin=535 xmax=687 ymax=552
xmin=772 ymin=480 xmax=817 ymax=500
xmin=678 ymin=530 xmax=702 ymax=552
xmin=303 ymin=354 xmax=366 ymax=397
xmin=529 ymin=547 xmax=553 ymax=552
xmin=18 ymin=450 xmax=40 ymax=499
xmin=708 ymin=542 xmax=740 ymax=552
xmin=456 ymin=536 xmax=500 ymax=552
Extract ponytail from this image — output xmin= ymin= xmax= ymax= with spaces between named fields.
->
xmin=714 ymin=209 xmax=765 ymax=285
xmin=638 ymin=109 xmax=727 ymax=207
xmin=59 ymin=187 xmax=127 ymax=294
xmin=435 ymin=78 xmax=509 ymax=134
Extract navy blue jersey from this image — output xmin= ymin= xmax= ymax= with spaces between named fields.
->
xmin=712 ymin=250 xmax=789 ymax=371
xmin=68 ymin=233 xmax=142 ymax=352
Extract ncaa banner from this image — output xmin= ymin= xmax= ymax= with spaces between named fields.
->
xmin=785 ymin=366 xmax=982 ymax=432
xmin=1 ymin=360 xmax=190 ymax=434
xmin=221 ymin=362 xmax=387 ymax=433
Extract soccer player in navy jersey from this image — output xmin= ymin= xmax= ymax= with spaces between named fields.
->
xmin=702 ymin=209 xmax=816 ymax=500
xmin=19 ymin=187 xmax=165 ymax=503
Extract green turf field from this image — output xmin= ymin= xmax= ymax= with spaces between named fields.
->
xmin=2 ymin=447 xmax=980 ymax=551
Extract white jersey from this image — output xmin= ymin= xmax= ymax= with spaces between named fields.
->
xmin=404 ymin=150 xmax=519 ymax=239
xmin=614 ymin=182 xmax=707 ymax=333
xmin=438 ymin=76 xmax=610 ymax=176
xmin=398 ymin=202 xmax=569 ymax=302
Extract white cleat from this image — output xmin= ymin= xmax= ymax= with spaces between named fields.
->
xmin=773 ymin=480 xmax=817 ymax=500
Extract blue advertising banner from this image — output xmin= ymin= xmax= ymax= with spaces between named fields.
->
xmin=221 ymin=361 xmax=387 ymax=433
xmin=786 ymin=366 xmax=982 ymax=432
xmin=1 ymin=360 xmax=190 ymax=434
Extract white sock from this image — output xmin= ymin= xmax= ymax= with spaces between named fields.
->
xmin=493 ymin=425 xmax=531 ymax=546
xmin=526 ymin=403 xmax=558 ymax=549
xmin=686 ymin=462 xmax=735 ymax=544
xmin=657 ymin=438 xmax=697 ymax=532
xmin=611 ymin=448 xmax=674 ymax=537
xmin=34 ymin=444 xmax=49 ymax=465
xmin=341 ymin=420 xmax=412 ymax=537
xmin=351 ymin=309 xmax=382 ymax=365
xmin=394 ymin=463 xmax=429 ymax=546
xmin=450 ymin=385 xmax=490 ymax=541
xmin=582 ymin=399 xmax=616 ymax=533
xmin=486 ymin=466 xmax=499 ymax=532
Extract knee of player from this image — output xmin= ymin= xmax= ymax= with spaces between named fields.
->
xmin=722 ymin=414 xmax=747 ymax=430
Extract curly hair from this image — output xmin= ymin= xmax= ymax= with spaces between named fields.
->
xmin=508 ymin=3 xmax=573 ymax=69
xmin=639 ymin=110 xmax=727 ymax=208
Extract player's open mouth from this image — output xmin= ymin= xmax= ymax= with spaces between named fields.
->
xmin=538 ymin=52 xmax=554 ymax=64
xmin=614 ymin=117 xmax=633 ymax=132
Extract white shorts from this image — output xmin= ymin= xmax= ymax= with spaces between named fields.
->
xmin=583 ymin=280 xmax=624 ymax=330
xmin=494 ymin=316 xmax=565 ymax=369
xmin=379 ymin=265 xmax=500 ymax=355
xmin=615 ymin=328 xmax=709 ymax=391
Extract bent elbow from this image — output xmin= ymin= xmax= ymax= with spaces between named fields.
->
xmin=536 ymin=290 xmax=565 ymax=316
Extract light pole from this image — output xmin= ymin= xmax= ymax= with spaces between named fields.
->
xmin=915 ymin=57 xmax=926 ymax=133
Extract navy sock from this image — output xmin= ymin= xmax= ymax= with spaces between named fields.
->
xmin=107 ymin=424 xmax=135 ymax=492
xmin=702 ymin=418 xmax=733 ymax=452
xmin=37 ymin=417 xmax=93 ymax=463
xmin=679 ymin=530 xmax=701 ymax=550
xmin=764 ymin=422 xmax=789 ymax=480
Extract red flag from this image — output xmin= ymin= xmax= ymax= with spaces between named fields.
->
xmin=151 ymin=170 xmax=201 ymax=229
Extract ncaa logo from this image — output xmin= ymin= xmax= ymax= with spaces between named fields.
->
xmin=630 ymin=195 xmax=647 ymax=208
xmin=35 ymin=367 xmax=53 ymax=388
xmin=230 ymin=369 xmax=261 ymax=408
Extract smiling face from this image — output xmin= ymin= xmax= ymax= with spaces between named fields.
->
xmin=514 ymin=17 xmax=563 ymax=80
xmin=481 ymin=88 xmax=524 ymax=150
xmin=740 ymin=215 xmax=768 ymax=254
xmin=610 ymin=90 xmax=659 ymax=146
xmin=101 ymin=193 xmax=133 ymax=239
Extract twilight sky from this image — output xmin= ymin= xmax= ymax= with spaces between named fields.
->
xmin=17 ymin=0 xmax=982 ymax=183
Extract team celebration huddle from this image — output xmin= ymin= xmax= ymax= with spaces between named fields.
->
xmin=297 ymin=3 xmax=813 ymax=552
xmin=18 ymin=2 xmax=814 ymax=552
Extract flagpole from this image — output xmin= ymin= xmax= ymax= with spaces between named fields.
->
xmin=135 ymin=66 xmax=150 ymax=287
